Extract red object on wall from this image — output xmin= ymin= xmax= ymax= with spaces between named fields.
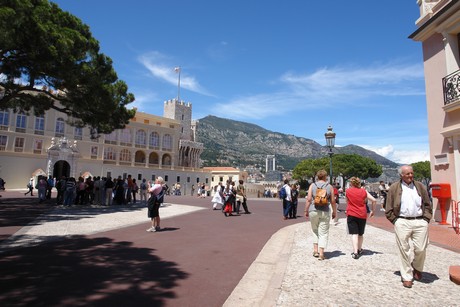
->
xmin=430 ymin=183 xmax=451 ymax=225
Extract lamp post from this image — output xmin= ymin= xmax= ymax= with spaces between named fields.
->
xmin=324 ymin=125 xmax=336 ymax=184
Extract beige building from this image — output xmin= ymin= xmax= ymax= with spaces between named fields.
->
xmin=409 ymin=0 xmax=460 ymax=221
xmin=0 ymin=98 xmax=210 ymax=193
xmin=204 ymin=166 xmax=267 ymax=198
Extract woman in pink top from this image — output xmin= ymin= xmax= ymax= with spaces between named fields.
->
xmin=346 ymin=177 xmax=377 ymax=259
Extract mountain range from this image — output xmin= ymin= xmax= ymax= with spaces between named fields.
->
xmin=195 ymin=115 xmax=399 ymax=172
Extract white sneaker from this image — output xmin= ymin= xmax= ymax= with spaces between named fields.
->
xmin=146 ymin=227 xmax=155 ymax=232
xmin=380 ymin=208 xmax=385 ymax=212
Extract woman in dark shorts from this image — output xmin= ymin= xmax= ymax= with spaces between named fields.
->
xmin=146 ymin=177 xmax=165 ymax=232
xmin=345 ymin=177 xmax=377 ymax=259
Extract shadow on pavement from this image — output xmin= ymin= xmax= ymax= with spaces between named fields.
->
xmin=0 ymin=236 xmax=188 ymax=306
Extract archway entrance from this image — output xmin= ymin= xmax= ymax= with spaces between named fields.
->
xmin=53 ymin=160 xmax=70 ymax=179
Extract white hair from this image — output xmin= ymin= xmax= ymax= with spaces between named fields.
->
xmin=398 ymin=165 xmax=413 ymax=176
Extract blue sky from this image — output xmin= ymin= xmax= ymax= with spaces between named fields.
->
xmin=52 ymin=0 xmax=429 ymax=164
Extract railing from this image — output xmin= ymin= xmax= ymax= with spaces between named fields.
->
xmin=453 ymin=200 xmax=460 ymax=235
xmin=443 ymin=69 xmax=460 ymax=105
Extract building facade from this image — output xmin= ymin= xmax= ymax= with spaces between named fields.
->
xmin=265 ymin=155 xmax=276 ymax=172
xmin=409 ymin=0 xmax=460 ymax=220
xmin=0 ymin=98 xmax=210 ymax=193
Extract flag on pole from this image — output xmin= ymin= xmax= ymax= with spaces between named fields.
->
xmin=174 ymin=67 xmax=181 ymax=73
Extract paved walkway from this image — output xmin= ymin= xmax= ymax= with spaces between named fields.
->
xmin=225 ymin=221 xmax=460 ymax=306
xmin=1 ymin=192 xmax=459 ymax=306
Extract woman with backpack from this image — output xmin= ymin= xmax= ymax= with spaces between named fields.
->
xmin=304 ymin=169 xmax=337 ymax=260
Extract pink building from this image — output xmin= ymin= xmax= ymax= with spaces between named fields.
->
xmin=410 ymin=0 xmax=460 ymax=222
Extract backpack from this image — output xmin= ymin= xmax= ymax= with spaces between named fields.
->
xmin=279 ymin=186 xmax=287 ymax=199
xmin=140 ymin=182 xmax=147 ymax=190
xmin=147 ymin=188 xmax=165 ymax=210
xmin=314 ymin=183 xmax=329 ymax=206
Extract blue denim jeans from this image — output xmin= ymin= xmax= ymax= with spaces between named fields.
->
xmin=283 ymin=200 xmax=292 ymax=217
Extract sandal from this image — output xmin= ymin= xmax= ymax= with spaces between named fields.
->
xmin=351 ymin=252 xmax=360 ymax=259
xmin=318 ymin=254 xmax=325 ymax=261
xmin=312 ymin=252 xmax=319 ymax=258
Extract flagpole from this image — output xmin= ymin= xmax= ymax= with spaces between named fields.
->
xmin=175 ymin=67 xmax=181 ymax=102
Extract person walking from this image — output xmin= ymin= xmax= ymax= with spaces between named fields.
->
xmin=211 ymin=182 xmax=224 ymax=210
xmin=385 ymin=165 xmax=432 ymax=288
xmin=25 ymin=177 xmax=34 ymax=196
xmin=304 ymin=169 xmax=337 ymax=261
xmin=345 ymin=177 xmax=377 ymax=259
xmin=236 ymin=179 xmax=251 ymax=214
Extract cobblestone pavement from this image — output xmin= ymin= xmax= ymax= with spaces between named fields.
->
xmin=226 ymin=219 xmax=460 ymax=306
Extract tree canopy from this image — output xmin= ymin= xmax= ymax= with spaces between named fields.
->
xmin=292 ymin=154 xmax=383 ymax=181
xmin=411 ymin=160 xmax=431 ymax=187
xmin=0 ymin=0 xmax=135 ymax=134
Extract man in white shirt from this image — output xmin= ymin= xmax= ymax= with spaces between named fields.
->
xmin=282 ymin=179 xmax=292 ymax=220
xmin=385 ymin=165 xmax=432 ymax=288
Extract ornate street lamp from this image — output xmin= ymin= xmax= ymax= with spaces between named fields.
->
xmin=324 ymin=125 xmax=336 ymax=184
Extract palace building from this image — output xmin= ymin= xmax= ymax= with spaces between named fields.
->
xmin=0 ymin=98 xmax=210 ymax=193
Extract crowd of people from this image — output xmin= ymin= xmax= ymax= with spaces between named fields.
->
xmin=24 ymin=174 xmax=160 ymax=207
xmin=210 ymin=179 xmax=251 ymax=216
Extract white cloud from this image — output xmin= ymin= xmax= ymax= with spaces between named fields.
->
xmin=213 ymin=61 xmax=425 ymax=121
xmin=130 ymin=90 xmax=161 ymax=112
xmin=362 ymin=144 xmax=430 ymax=165
xmin=280 ymin=63 xmax=425 ymax=99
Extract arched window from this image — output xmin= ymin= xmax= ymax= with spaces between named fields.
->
xmin=120 ymin=128 xmax=132 ymax=146
xmin=162 ymin=134 xmax=172 ymax=151
xmin=149 ymin=152 xmax=159 ymax=164
xmin=149 ymin=132 xmax=159 ymax=148
xmin=135 ymin=150 xmax=146 ymax=163
xmin=162 ymin=154 xmax=171 ymax=166
xmin=55 ymin=117 xmax=65 ymax=136
xmin=103 ymin=147 xmax=117 ymax=161
xmin=119 ymin=149 xmax=131 ymax=162
xmin=135 ymin=129 xmax=146 ymax=147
